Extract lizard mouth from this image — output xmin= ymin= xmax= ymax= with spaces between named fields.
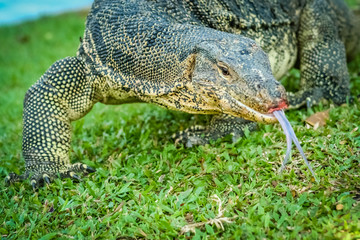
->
xmin=221 ymin=94 xmax=287 ymax=124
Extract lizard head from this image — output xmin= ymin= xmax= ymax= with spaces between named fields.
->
xmin=180 ymin=36 xmax=288 ymax=124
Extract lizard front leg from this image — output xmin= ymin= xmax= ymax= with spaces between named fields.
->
xmin=6 ymin=57 xmax=97 ymax=189
xmin=288 ymin=0 xmax=350 ymax=108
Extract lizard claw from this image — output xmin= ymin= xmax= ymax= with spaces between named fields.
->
xmin=84 ymin=165 xmax=95 ymax=173
xmin=31 ymin=179 xmax=39 ymax=191
xmin=4 ymin=175 xmax=12 ymax=186
xmin=306 ymin=97 xmax=313 ymax=109
xmin=43 ymin=174 xmax=51 ymax=185
xmin=69 ymin=172 xmax=82 ymax=182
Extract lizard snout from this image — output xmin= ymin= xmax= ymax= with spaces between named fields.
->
xmin=256 ymin=82 xmax=288 ymax=113
xmin=268 ymin=99 xmax=288 ymax=113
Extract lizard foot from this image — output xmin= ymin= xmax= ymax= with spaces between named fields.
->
xmin=173 ymin=125 xmax=209 ymax=147
xmin=4 ymin=172 xmax=29 ymax=185
xmin=173 ymin=115 xmax=257 ymax=147
xmin=5 ymin=163 xmax=95 ymax=190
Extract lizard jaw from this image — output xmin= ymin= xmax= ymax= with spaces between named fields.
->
xmin=220 ymin=93 xmax=280 ymax=124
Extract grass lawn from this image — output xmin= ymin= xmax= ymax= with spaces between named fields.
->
xmin=1 ymin=4 xmax=360 ymax=240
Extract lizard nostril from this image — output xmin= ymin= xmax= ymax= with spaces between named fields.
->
xmin=256 ymin=83 xmax=261 ymax=90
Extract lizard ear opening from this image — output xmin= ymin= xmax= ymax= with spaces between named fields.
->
xmin=182 ymin=53 xmax=196 ymax=81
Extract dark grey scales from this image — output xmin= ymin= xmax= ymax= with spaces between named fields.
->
xmin=6 ymin=0 xmax=360 ymax=189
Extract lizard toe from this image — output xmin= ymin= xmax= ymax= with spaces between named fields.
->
xmin=5 ymin=172 xmax=29 ymax=186
xmin=81 ymin=164 xmax=95 ymax=174
xmin=5 ymin=173 xmax=19 ymax=185
xmin=30 ymin=178 xmax=40 ymax=191
xmin=59 ymin=170 xmax=82 ymax=182
xmin=68 ymin=163 xmax=95 ymax=175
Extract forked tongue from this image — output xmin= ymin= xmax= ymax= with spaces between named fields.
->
xmin=273 ymin=110 xmax=318 ymax=182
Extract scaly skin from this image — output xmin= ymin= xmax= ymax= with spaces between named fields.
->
xmin=6 ymin=0 xmax=359 ymax=189
xmin=6 ymin=58 xmax=96 ymax=188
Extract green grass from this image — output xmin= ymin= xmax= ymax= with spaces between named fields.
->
xmin=1 ymin=6 xmax=360 ymax=240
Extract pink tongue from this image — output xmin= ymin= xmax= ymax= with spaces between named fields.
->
xmin=273 ymin=110 xmax=318 ymax=182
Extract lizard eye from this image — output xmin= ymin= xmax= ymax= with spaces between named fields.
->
xmin=217 ymin=63 xmax=231 ymax=78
